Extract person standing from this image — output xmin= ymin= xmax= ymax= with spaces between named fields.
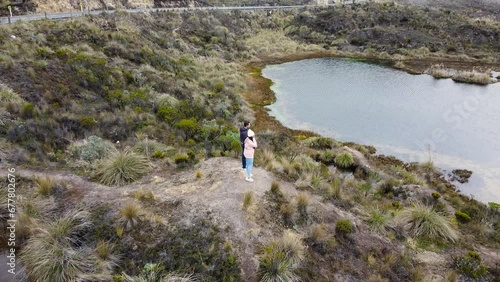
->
xmin=239 ymin=121 xmax=250 ymax=171
xmin=244 ymin=129 xmax=257 ymax=182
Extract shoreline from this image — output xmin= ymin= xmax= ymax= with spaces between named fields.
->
xmin=244 ymin=52 xmax=496 ymax=204
xmin=250 ymin=50 xmax=499 ymax=83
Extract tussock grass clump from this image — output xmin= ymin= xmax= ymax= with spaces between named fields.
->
xmin=95 ymin=240 xmax=120 ymax=271
xmin=323 ymin=178 xmax=342 ymax=200
xmin=258 ymin=250 xmax=299 ymax=282
xmin=280 ymin=230 xmax=307 ymax=265
xmin=97 ymin=151 xmax=151 ymax=186
xmin=280 ymin=202 xmax=296 ymax=226
xmin=396 ymin=201 xmax=458 ymax=242
xmin=335 ymin=151 xmax=355 ymax=168
xmin=455 ymin=252 xmax=488 ymax=279
xmin=16 ymin=212 xmax=36 ymax=239
xmin=296 ymin=192 xmax=309 ymax=217
xmin=45 ymin=210 xmax=91 ymax=243
xmin=270 ymin=180 xmax=282 ymax=196
xmin=364 ymin=207 xmax=390 ymax=234
xmin=258 ymin=230 xmax=306 ymax=281
xmin=243 ymin=191 xmax=254 ymax=210
xmin=452 ymin=71 xmax=493 ymax=85
xmin=34 ymin=177 xmax=55 ymax=197
xmin=195 ymin=169 xmax=203 ymax=179
xmin=133 ymin=189 xmax=154 ymax=201
xmin=280 ymin=157 xmax=297 ymax=177
xmin=255 ymin=148 xmax=275 ymax=169
xmin=308 ymin=224 xmax=334 ymax=253
xmin=119 ymin=202 xmax=144 ymax=230
xmin=0 ymin=86 xmax=25 ymax=107
xmin=19 ymin=210 xmax=102 ymax=281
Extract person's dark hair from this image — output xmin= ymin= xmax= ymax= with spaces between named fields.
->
xmin=243 ymin=121 xmax=250 ymax=127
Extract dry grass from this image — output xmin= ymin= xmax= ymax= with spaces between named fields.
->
xmin=119 ymin=202 xmax=144 ymax=230
xmin=270 ymin=180 xmax=282 ymax=195
xmin=34 ymin=177 xmax=55 ymax=197
xmin=280 ymin=202 xmax=296 ymax=226
xmin=97 ymin=151 xmax=151 ymax=186
xmin=19 ymin=210 xmax=103 ymax=281
xmin=280 ymin=230 xmax=307 ymax=265
xmin=133 ymin=188 xmax=154 ymax=201
xmin=296 ymin=192 xmax=309 ymax=217
xmin=452 ymin=70 xmax=493 ymax=85
xmin=245 ymin=30 xmax=322 ymax=56
xmin=195 ymin=169 xmax=203 ymax=179
xmin=280 ymin=157 xmax=297 ymax=177
xmin=428 ymin=64 xmax=452 ymax=79
xmin=0 ymin=86 xmax=25 ymax=107
xmin=243 ymin=191 xmax=254 ymax=210
xmin=395 ymin=201 xmax=458 ymax=242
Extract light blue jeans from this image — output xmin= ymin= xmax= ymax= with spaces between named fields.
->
xmin=246 ymin=158 xmax=254 ymax=179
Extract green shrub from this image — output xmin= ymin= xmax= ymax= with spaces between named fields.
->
xmin=392 ymin=201 xmax=402 ymax=209
xmin=488 ymin=202 xmax=500 ymax=210
xmin=455 ymin=211 xmax=471 ymax=224
xmin=69 ymin=135 xmax=116 ymax=163
xmin=175 ymin=118 xmax=200 ymax=141
xmin=395 ymin=201 xmax=458 ymax=242
xmin=80 ymin=116 xmax=97 ymax=127
xmin=97 ymin=151 xmax=151 ymax=186
xmin=335 ymin=219 xmax=354 ymax=235
xmin=156 ymin=104 xmax=178 ymax=124
xmin=21 ymin=103 xmax=36 ymax=119
xmin=174 ymin=154 xmax=190 ymax=167
xmin=455 ymin=252 xmax=488 ymax=279
xmin=335 ymin=152 xmax=355 ymax=168
xmin=431 ymin=192 xmax=442 ymax=200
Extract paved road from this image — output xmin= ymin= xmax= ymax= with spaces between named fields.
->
xmin=0 ymin=2 xmax=362 ymax=25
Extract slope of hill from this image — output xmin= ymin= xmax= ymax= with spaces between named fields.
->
xmin=0 ymin=4 xmax=499 ymax=281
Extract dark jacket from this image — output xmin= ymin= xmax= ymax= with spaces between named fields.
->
xmin=240 ymin=127 xmax=249 ymax=145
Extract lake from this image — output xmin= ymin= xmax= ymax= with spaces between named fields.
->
xmin=263 ymin=58 xmax=500 ymax=203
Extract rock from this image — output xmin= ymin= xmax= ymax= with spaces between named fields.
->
xmin=450 ymin=169 xmax=473 ymax=183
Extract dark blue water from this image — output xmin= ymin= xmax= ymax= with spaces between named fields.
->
xmin=263 ymin=58 xmax=500 ymax=203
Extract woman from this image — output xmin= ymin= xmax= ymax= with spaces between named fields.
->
xmin=244 ymin=129 xmax=257 ymax=182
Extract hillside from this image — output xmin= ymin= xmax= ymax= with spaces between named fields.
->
xmin=0 ymin=4 xmax=499 ymax=281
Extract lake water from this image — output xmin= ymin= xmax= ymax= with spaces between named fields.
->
xmin=263 ymin=58 xmax=500 ymax=203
